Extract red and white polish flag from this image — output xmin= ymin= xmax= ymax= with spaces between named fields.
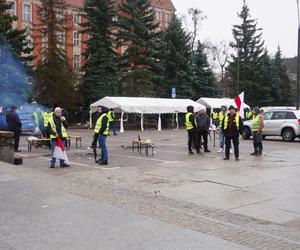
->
xmin=234 ymin=92 xmax=245 ymax=119
xmin=53 ymin=138 xmax=69 ymax=164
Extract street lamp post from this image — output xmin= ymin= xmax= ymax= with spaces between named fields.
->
xmin=296 ymin=0 xmax=300 ymax=109
xmin=236 ymin=39 xmax=240 ymax=96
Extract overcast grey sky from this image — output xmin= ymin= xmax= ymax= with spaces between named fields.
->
xmin=172 ymin=0 xmax=297 ymax=58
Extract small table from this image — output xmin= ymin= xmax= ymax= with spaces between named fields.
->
xmin=132 ymin=140 xmax=155 ymax=156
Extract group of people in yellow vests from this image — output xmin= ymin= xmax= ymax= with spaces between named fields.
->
xmin=32 ymin=103 xmax=264 ymax=167
xmin=186 ymin=105 xmax=264 ymax=161
xmin=32 ymin=105 xmax=116 ymax=168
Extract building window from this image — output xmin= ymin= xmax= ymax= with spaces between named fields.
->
xmin=56 ymin=9 xmax=64 ymax=21
xmin=73 ymin=14 xmax=80 ymax=25
xmin=166 ymin=13 xmax=171 ymax=27
xmin=112 ymin=15 xmax=118 ymax=22
xmin=23 ymin=4 xmax=31 ymax=22
xmin=57 ymin=30 xmax=65 ymax=44
xmin=156 ymin=10 xmax=161 ymax=22
xmin=74 ymin=54 xmax=80 ymax=69
xmin=7 ymin=1 xmax=16 ymax=17
xmin=73 ymin=32 xmax=80 ymax=46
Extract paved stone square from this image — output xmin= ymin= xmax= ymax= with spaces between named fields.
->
xmin=1 ymin=129 xmax=300 ymax=249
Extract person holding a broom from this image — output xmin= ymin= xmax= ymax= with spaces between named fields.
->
xmin=47 ymin=107 xmax=70 ymax=168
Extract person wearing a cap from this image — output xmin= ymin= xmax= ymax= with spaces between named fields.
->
xmin=221 ymin=105 xmax=244 ymax=161
xmin=6 ymin=105 xmax=22 ymax=152
xmin=251 ymin=107 xmax=264 ymax=156
xmin=185 ymin=106 xmax=199 ymax=154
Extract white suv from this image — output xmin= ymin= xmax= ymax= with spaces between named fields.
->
xmin=243 ymin=110 xmax=300 ymax=142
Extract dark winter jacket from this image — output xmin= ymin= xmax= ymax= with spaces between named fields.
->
xmin=196 ymin=113 xmax=210 ymax=130
xmin=6 ymin=111 xmax=22 ymax=133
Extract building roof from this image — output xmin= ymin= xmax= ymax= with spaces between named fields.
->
xmin=65 ymin=0 xmax=83 ymax=8
xmin=151 ymin=0 xmax=176 ymax=11
xmin=65 ymin=0 xmax=176 ymax=11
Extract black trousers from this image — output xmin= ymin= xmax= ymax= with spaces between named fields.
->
xmin=225 ymin=136 xmax=239 ymax=158
xmin=188 ymin=129 xmax=198 ymax=152
xmin=13 ymin=131 xmax=21 ymax=152
xmin=253 ymin=132 xmax=263 ymax=153
xmin=197 ymin=129 xmax=208 ymax=150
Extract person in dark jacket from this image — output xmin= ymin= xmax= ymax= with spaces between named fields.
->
xmin=221 ymin=105 xmax=244 ymax=161
xmin=93 ymin=106 xmax=110 ymax=165
xmin=6 ymin=105 xmax=22 ymax=152
xmin=185 ymin=106 xmax=199 ymax=154
xmin=196 ymin=109 xmax=211 ymax=153
xmin=47 ymin=107 xmax=69 ymax=168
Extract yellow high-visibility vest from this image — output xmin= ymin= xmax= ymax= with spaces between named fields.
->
xmin=211 ymin=112 xmax=218 ymax=120
xmin=218 ymin=111 xmax=228 ymax=128
xmin=223 ymin=114 xmax=240 ymax=130
xmin=94 ymin=113 xmax=109 ymax=135
xmin=185 ymin=112 xmax=195 ymax=131
xmin=48 ymin=115 xmax=68 ymax=139
xmin=252 ymin=115 xmax=262 ymax=132
xmin=107 ymin=111 xmax=114 ymax=122
xmin=43 ymin=112 xmax=53 ymax=127
xmin=33 ymin=112 xmax=38 ymax=125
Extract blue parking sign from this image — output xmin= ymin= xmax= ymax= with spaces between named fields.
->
xmin=171 ymin=88 xmax=176 ymax=98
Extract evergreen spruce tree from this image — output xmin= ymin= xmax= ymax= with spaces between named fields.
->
xmin=0 ymin=0 xmax=33 ymax=63
xmin=256 ymin=51 xmax=274 ymax=106
xmin=228 ymin=0 xmax=268 ymax=105
xmin=80 ymin=0 xmax=118 ymax=108
xmin=192 ymin=41 xmax=220 ymax=99
xmin=117 ymin=0 xmax=163 ymax=96
xmin=273 ymin=47 xmax=293 ymax=106
xmin=33 ymin=0 xmax=75 ymax=108
xmin=162 ymin=17 xmax=193 ymax=98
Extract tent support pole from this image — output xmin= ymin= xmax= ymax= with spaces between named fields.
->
xmin=158 ymin=114 xmax=161 ymax=131
xmin=120 ymin=112 xmax=124 ymax=133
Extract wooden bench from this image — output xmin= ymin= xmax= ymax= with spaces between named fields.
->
xmin=27 ymin=137 xmax=72 ymax=152
xmin=132 ymin=139 xmax=155 ymax=156
xmin=27 ymin=138 xmax=50 ymax=152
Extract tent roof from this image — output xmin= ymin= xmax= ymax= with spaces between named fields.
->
xmin=196 ymin=97 xmax=250 ymax=110
xmin=90 ymin=97 xmax=206 ymax=114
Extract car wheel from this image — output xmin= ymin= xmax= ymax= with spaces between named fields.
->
xmin=282 ymin=128 xmax=296 ymax=142
xmin=242 ymin=127 xmax=251 ymax=140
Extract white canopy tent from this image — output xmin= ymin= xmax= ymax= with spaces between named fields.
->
xmin=90 ymin=97 xmax=206 ymax=132
xmin=196 ymin=97 xmax=250 ymax=110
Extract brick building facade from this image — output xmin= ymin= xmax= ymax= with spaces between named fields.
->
xmin=7 ymin=0 xmax=175 ymax=70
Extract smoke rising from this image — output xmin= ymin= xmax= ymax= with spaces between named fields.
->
xmin=0 ymin=44 xmax=31 ymax=108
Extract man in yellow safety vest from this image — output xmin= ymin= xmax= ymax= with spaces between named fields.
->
xmin=94 ymin=106 xmax=110 ymax=165
xmin=211 ymin=110 xmax=219 ymax=127
xmin=221 ymin=105 xmax=244 ymax=161
xmin=43 ymin=110 xmax=53 ymax=138
xmin=185 ymin=106 xmax=199 ymax=154
xmin=107 ymin=108 xmax=117 ymax=136
xmin=251 ymin=107 xmax=264 ymax=156
xmin=47 ymin=107 xmax=69 ymax=168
